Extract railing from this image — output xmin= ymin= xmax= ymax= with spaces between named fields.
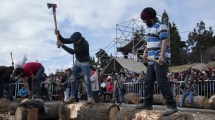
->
xmin=8 ymin=80 xmax=215 ymax=100
xmin=9 ymin=83 xmax=63 ymax=100
xmin=123 ymin=80 xmax=215 ymax=99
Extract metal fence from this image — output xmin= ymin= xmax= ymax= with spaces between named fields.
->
xmin=123 ymin=80 xmax=215 ymax=99
xmin=8 ymin=83 xmax=63 ymax=99
xmin=7 ymin=80 xmax=215 ymax=100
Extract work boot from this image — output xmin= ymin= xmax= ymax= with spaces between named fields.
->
xmin=66 ymin=96 xmax=76 ymax=104
xmin=136 ymin=104 xmax=153 ymax=110
xmin=87 ymin=97 xmax=95 ymax=104
xmin=163 ymin=106 xmax=178 ymax=116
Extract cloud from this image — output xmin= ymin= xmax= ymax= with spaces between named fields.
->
xmin=1 ymin=0 xmax=215 ymax=74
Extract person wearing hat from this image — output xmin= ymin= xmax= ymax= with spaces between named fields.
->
xmin=136 ymin=7 xmax=178 ymax=116
xmin=55 ymin=30 xmax=94 ymax=104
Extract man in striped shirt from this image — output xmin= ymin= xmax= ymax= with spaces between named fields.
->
xmin=136 ymin=7 xmax=178 ymax=116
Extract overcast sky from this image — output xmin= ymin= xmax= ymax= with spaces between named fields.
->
xmin=1 ymin=0 xmax=215 ymax=74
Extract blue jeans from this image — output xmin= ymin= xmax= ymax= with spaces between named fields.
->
xmin=69 ymin=61 xmax=92 ymax=98
xmin=27 ymin=66 xmax=44 ymax=90
xmin=180 ymin=92 xmax=194 ymax=107
xmin=143 ymin=63 xmax=176 ymax=107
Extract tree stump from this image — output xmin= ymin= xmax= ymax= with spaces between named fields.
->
xmin=76 ymin=103 xmax=120 ymax=120
xmin=209 ymin=94 xmax=215 ymax=109
xmin=123 ymin=93 xmax=140 ymax=104
xmin=15 ymin=100 xmax=62 ymax=120
xmin=0 ymin=98 xmax=11 ymax=113
xmin=176 ymin=95 xmax=209 ymax=109
xmin=116 ymin=107 xmax=194 ymax=120
xmin=153 ymin=94 xmax=165 ymax=105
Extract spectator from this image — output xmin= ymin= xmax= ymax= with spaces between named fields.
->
xmin=18 ymin=85 xmax=28 ymax=98
xmin=179 ymin=80 xmax=198 ymax=107
xmin=90 ymin=66 xmax=100 ymax=103
xmin=209 ymin=70 xmax=215 ymax=80
xmin=0 ymin=66 xmax=14 ymax=99
xmin=62 ymin=68 xmax=72 ymax=102
xmin=106 ymin=77 xmax=114 ymax=101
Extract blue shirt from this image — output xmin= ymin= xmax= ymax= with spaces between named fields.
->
xmin=18 ymin=88 xmax=28 ymax=96
xmin=145 ymin=21 xmax=171 ymax=65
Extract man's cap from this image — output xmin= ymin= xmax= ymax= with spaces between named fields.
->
xmin=140 ymin=7 xmax=156 ymax=20
xmin=70 ymin=32 xmax=82 ymax=42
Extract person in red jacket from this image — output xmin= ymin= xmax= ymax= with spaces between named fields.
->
xmin=14 ymin=62 xmax=45 ymax=98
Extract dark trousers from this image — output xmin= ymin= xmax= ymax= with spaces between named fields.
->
xmin=144 ymin=63 xmax=176 ymax=108
xmin=27 ymin=66 xmax=44 ymax=95
xmin=92 ymin=91 xmax=100 ymax=103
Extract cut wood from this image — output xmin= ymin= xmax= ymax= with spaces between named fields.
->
xmin=153 ymin=94 xmax=165 ymax=105
xmin=176 ymin=95 xmax=209 ymax=109
xmin=116 ymin=107 xmax=194 ymax=120
xmin=123 ymin=93 xmax=140 ymax=104
xmin=15 ymin=100 xmax=62 ymax=120
xmin=59 ymin=102 xmax=85 ymax=119
xmin=209 ymin=94 xmax=215 ymax=109
xmin=76 ymin=103 xmax=120 ymax=120
xmin=0 ymin=98 xmax=11 ymax=113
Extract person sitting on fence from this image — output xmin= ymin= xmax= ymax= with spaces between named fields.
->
xmin=17 ymin=85 xmax=28 ymax=98
xmin=179 ymin=79 xmax=198 ymax=107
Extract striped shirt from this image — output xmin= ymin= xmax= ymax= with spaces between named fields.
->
xmin=145 ymin=21 xmax=171 ymax=65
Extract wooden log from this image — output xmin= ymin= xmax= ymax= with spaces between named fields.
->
xmin=123 ymin=93 xmax=140 ymax=104
xmin=209 ymin=94 xmax=215 ymax=109
xmin=116 ymin=107 xmax=194 ymax=120
xmin=39 ymin=101 xmax=62 ymax=120
xmin=76 ymin=103 xmax=120 ymax=120
xmin=15 ymin=100 xmax=62 ymax=120
xmin=0 ymin=98 xmax=11 ymax=113
xmin=176 ymin=95 xmax=209 ymax=109
xmin=59 ymin=102 xmax=85 ymax=119
xmin=153 ymin=94 xmax=165 ymax=105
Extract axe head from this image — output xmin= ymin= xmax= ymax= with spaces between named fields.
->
xmin=47 ymin=3 xmax=57 ymax=9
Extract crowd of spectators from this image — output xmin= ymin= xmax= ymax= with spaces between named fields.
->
xmin=12 ymin=65 xmax=215 ymax=106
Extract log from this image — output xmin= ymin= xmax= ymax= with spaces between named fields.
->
xmin=153 ymin=94 xmax=165 ymax=105
xmin=116 ymin=107 xmax=194 ymax=120
xmin=123 ymin=93 xmax=140 ymax=104
xmin=59 ymin=102 xmax=85 ymax=119
xmin=0 ymin=98 xmax=11 ymax=113
xmin=15 ymin=100 xmax=62 ymax=120
xmin=76 ymin=103 xmax=120 ymax=120
xmin=40 ymin=101 xmax=62 ymax=120
xmin=176 ymin=95 xmax=209 ymax=109
xmin=209 ymin=94 xmax=215 ymax=109
xmin=11 ymin=98 xmax=24 ymax=114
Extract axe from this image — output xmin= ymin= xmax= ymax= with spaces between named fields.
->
xmin=140 ymin=55 xmax=168 ymax=66
xmin=47 ymin=3 xmax=60 ymax=48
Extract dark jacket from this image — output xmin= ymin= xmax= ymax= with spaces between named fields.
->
xmin=0 ymin=66 xmax=13 ymax=84
xmin=59 ymin=35 xmax=90 ymax=62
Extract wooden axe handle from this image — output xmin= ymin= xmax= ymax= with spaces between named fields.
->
xmin=140 ymin=55 xmax=159 ymax=64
